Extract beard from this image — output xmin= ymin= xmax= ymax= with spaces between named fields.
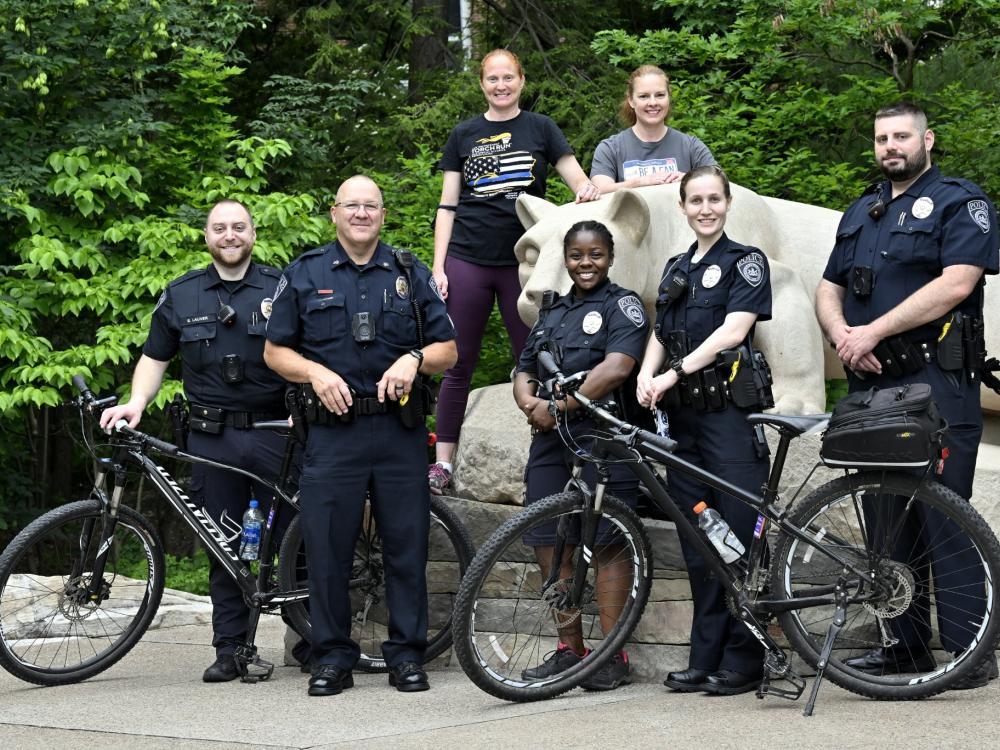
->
xmin=879 ymin=147 xmax=928 ymax=182
xmin=209 ymin=244 xmax=252 ymax=269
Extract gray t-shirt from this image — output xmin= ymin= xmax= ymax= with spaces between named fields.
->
xmin=590 ymin=127 xmax=716 ymax=183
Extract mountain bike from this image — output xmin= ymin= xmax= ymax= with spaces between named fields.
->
xmin=451 ymin=352 xmax=1000 ymax=715
xmin=0 ymin=377 xmax=473 ymax=686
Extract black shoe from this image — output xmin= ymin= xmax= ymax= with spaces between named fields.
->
xmin=843 ymin=648 xmax=937 ymax=675
xmin=308 ymin=664 xmax=355 ymax=696
xmin=581 ymin=652 xmax=632 ymax=692
xmin=949 ymin=654 xmax=999 ymax=691
xmin=388 ymin=661 xmax=429 ymax=692
xmin=202 ymin=654 xmax=240 ymax=683
xmin=701 ymin=669 xmax=763 ymax=696
xmin=521 ymin=644 xmax=586 ymax=680
xmin=662 ymin=667 xmax=713 ymax=693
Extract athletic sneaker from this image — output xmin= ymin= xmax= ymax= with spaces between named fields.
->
xmin=427 ymin=463 xmax=452 ymax=495
xmin=581 ymin=651 xmax=632 ymax=691
xmin=520 ymin=643 xmax=586 ymax=680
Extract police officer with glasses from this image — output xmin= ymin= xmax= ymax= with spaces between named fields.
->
xmin=264 ymin=176 xmax=457 ymax=697
xmin=100 ymin=199 xmax=293 ymax=683
xmin=816 ymin=102 xmax=999 ymax=689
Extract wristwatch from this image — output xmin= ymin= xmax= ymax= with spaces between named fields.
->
xmin=408 ymin=349 xmax=425 ymax=369
xmin=670 ymin=357 xmax=686 ymax=379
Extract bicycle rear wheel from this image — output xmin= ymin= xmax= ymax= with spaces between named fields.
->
xmin=771 ymin=471 xmax=1000 ymax=700
xmin=279 ymin=495 xmax=474 ymax=671
xmin=0 ymin=500 xmax=165 ymax=686
xmin=452 ymin=491 xmax=652 ymax=702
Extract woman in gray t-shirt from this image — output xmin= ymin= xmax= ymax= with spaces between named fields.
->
xmin=591 ymin=65 xmax=716 ymax=193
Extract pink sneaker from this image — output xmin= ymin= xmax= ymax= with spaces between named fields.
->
xmin=427 ymin=463 xmax=452 ymax=495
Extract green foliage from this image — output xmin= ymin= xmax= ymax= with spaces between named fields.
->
xmin=119 ymin=547 xmax=212 ymax=596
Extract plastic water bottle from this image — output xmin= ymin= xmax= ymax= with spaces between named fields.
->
xmin=239 ymin=499 xmax=264 ymax=561
xmin=694 ymin=501 xmax=745 ymax=564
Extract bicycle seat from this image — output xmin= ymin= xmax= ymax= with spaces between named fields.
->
xmin=746 ymin=413 xmax=830 ymax=437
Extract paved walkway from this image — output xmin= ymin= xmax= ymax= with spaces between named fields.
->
xmin=2 ymin=617 xmax=998 ymax=749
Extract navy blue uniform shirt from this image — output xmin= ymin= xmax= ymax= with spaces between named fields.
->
xmin=143 ymin=262 xmax=286 ymax=411
xmin=824 ymin=165 xmax=999 ymax=341
xmin=265 ymin=241 xmax=455 ymax=394
xmin=518 ymin=280 xmax=648 ymax=381
xmin=654 ymin=233 xmax=772 ymax=351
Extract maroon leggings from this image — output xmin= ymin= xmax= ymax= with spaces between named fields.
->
xmin=435 ymin=255 xmax=530 ymax=443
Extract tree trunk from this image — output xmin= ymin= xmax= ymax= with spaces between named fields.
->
xmin=409 ymin=0 xmax=451 ymax=103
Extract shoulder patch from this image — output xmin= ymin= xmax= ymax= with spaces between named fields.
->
xmin=617 ymin=295 xmax=647 ymax=328
xmin=968 ymin=199 xmax=991 ymax=233
xmin=736 ymin=252 xmax=766 ymax=288
xmin=273 ymin=274 xmax=289 ymax=302
xmin=153 ymin=290 xmax=167 ymax=313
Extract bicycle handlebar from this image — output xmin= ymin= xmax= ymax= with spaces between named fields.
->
xmin=114 ymin=420 xmax=180 ymax=456
xmin=535 ymin=350 xmax=678 ymax=455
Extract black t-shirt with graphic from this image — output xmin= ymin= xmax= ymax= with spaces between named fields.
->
xmin=439 ymin=111 xmax=573 ymax=267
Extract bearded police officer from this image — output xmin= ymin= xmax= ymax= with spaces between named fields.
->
xmin=816 ymin=102 xmax=999 ymax=689
xmin=264 ymin=175 xmax=457 ymax=697
xmin=100 ymin=200 xmax=294 ymax=682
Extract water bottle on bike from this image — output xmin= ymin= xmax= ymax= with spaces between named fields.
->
xmin=239 ymin=499 xmax=264 ymax=561
xmin=694 ymin=501 xmax=745 ymax=564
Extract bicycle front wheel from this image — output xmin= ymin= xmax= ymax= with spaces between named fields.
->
xmin=771 ymin=471 xmax=1000 ymax=700
xmin=279 ymin=495 xmax=475 ymax=671
xmin=0 ymin=500 xmax=165 ymax=686
xmin=452 ymin=491 xmax=652 ymax=702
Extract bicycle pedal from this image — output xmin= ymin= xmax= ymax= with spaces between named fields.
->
xmin=237 ymin=655 xmax=275 ymax=683
xmin=756 ymin=667 xmax=805 ymax=701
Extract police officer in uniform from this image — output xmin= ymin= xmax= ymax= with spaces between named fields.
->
xmin=816 ymin=102 xmax=1000 ymax=688
xmin=513 ymin=220 xmax=649 ymax=691
xmin=264 ymin=175 xmax=457 ymax=697
xmin=100 ymin=200 xmax=292 ymax=682
xmin=637 ymin=165 xmax=771 ymax=695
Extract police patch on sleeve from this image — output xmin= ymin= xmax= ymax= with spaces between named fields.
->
xmin=153 ymin=291 xmax=167 ymax=313
xmin=736 ymin=252 xmax=766 ymax=288
xmin=968 ymin=199 xmax=991 ymax=233
xmin=617 ymin=295 xmax=647 ymax=328
xmin=273 ymin=274 xmax=288 ymax=301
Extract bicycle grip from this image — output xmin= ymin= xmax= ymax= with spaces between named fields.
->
xmin=638 ymin=429 xmax=677 ymax=455
xmin=72 ymin=374 xmax=92 ymax=399
xmin=146 ymin=435 xmax=179 ymax=456
xmin=538 ymin=350 xmax=559 ymax=378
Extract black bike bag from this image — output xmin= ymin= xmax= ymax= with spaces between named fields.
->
xmin=820 ymin=383 xmax=946 ymax=469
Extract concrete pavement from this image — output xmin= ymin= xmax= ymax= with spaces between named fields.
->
xmin=1 ymin=617 xmax=998 ymax=749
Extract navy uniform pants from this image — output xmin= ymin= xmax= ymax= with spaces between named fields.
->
xmin=298 ymin=414 xmax=430 ymax=669
xmin=523 ymin=422 xmax=639 ymax=546
xmin=849 ymin=363 xmax=985 ymax=652
xmin=666 ymin=404 xmax=769 ymax=676
xmin=188 ymin=427 xmax=289 ymax=657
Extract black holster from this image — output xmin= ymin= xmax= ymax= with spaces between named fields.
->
xmin=167 ymin=394 xmax=189 ymax=451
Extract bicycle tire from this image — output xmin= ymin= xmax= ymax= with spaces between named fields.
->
xmin=0 ymin=499 xmax=165 ymax=686
xmin=452 ymin=491 xmax=653 ymax=702
xmin=278 ymin=494 xmax=474 ymax=671
xmin=771 ymin=471 xmax=1000 ymax=700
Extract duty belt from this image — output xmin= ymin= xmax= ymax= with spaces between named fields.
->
xmin=189 ymin=403 xmax=285 ymax=431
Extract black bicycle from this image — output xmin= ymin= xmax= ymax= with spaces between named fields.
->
xmin=452 ymin=352 xmax=1000 ymax=714
xmin=0 ymin=377 xmax=473 ymax=686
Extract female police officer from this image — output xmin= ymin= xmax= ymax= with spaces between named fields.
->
xmin=637 ymin=165 xmax=771 ymax=695
xmin=512 ymin=220 xmax=649 ymax=691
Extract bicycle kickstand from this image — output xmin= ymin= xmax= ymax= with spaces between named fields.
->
xmin=802 ymin=584 xmax=849 ymax=717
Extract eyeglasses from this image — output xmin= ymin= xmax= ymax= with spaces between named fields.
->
xmin=335 ymin=202 xmax=383 ymax=214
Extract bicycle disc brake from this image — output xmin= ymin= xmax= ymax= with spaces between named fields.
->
xmin=541 ymin=579 xmax=592 ymax=628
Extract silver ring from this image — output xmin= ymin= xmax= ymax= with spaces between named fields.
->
xmin=395 ymin=385 xmax=404 ymax=391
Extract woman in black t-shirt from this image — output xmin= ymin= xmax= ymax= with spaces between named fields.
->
xmin=427 ymin=48 xmax=599 ymax=495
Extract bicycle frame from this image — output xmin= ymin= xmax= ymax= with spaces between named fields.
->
xmin=85 ymin=435 xmax=308 ymax=610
